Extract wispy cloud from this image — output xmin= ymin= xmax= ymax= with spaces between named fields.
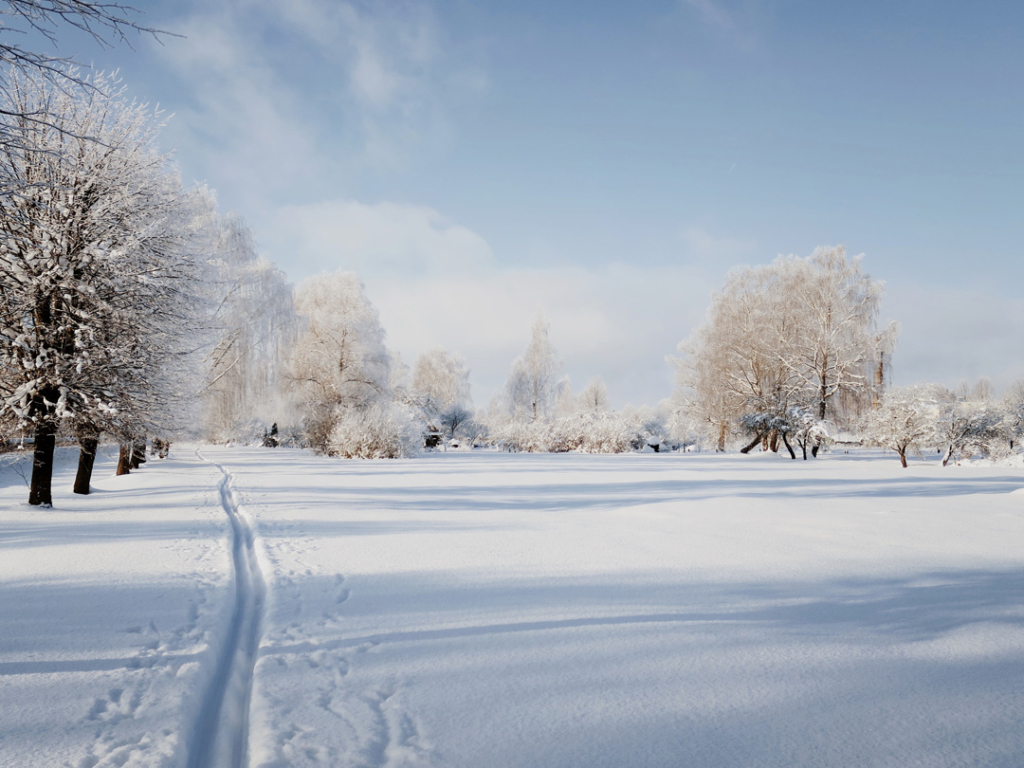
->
xmin=678 ymin=0 xmax=764 ymax=52
xmin=264 ymin=199 xmax=727 ymax=407
xmin=684 ymin=0 xmax=736 ymax=31
xmin=148 ymin=0 xmax=487 ymax=205
xmin=267 ymin=199 xmax=496 ymax=278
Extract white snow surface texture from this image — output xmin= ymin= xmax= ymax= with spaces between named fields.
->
xmin=3 ymin=446 xmax=1024 ymax=767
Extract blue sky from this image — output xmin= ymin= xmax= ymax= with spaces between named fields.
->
xmin=45 ymin=0 xmax=1024 ymax=407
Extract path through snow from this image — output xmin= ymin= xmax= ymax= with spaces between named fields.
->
xmin=188 ymin=452 xmax=267 ymax=768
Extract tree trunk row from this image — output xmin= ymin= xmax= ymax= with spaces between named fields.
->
xmin=28 ymin=419 xmax=150 ymax=504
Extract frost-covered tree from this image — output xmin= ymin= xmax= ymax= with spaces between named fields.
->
xmin=861 ymin=386 xmax=937 ymax=467
xmin=0 ymin=2 xmax=160 ymax=151
xmin=935 ymin=397 xmax=1003 ymax=467
xmin=438 ymin=403 xmax=477 ymax=443
xmin=409 ymin=347 xmax=478 ymax=448
xmin=678 ymin=262 xmax=796 ymax=453
xmin=1001 ymin=380 xmax=1024 ymax=449
xmin=0 ymin=71 xmax=210 ymax=504
xmin=288 ymin=271 xmax=415 ymax=457
xmin=412 ymin=347 xmax=471 ymax=417
xmin=676 ymin=246 xmax=894 ymax=454
xmin=787 ymin=407 xmax=831 ymax=461
xmin=204 ymin=214 xmax=297 ymax=441
xmin=785 ymin=247 xmax=887 ymax=420
xmin=504 ymin=315 xmax=560 ymax=422
xmin=579 ymin=376 xmax=610 ymax=414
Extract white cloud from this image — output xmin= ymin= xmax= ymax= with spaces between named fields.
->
xmin=267 ymin=199 xmax=495 ymax=278
xmin=248 ymin=195 xmax=725 ymax=407
xmin=367 ymin=261 xmax=717 ymax=410
xmin=268 ymin=200 xmax=720 ymax=407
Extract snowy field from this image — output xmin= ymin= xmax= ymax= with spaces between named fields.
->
xmin=3 ymin=446 xmax=1024 ymax=768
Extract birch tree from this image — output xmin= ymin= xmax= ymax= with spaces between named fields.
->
xmin=786 ymin=246 xmax=885 ymax=421
xmin=288 ymin=271 xmax=411 ymax=456
xmin=204 ymin=214 xmax=297 ymax=441
xmin=412 ymin=347 xmax=471 ymax=415
xmin=676 ymin=246 xmax=893 ymax=453
xmin=504 ymin=314 xmax=560 ymax=422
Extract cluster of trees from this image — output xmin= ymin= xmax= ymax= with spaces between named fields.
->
xmin=284 ymin=299 xmax=679 ymax=459
xmin=0 ymin=4 xmax=300 ymax=504
xmin=483 ymin=317 xmax=673 ymax=453
xmin=0 ymin=70 xmax=220 ymax=505
xmin=675 ymin=246 xmax=899 ymax=457
xmin=285 ymin=271 xmax=416 ymax=458
xmin=204 ymin=216 xmax=296 ymax=443
xmin=863 ymin=380 xmax=1024 ymax=467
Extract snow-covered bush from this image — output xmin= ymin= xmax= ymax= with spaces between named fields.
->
xmin=577 ymin=413 xmax=636 ymax=453
xmin=493 ymin=419 xmax=554 ymax=453
xmin=788 ymin=407 xmax=831 ymax=460
xmin=326 ymin=403 xmax=421 ymax=459
xmin=936 ymin=398 xmax=1004 ymax=466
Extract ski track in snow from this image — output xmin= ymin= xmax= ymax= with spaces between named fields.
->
xmin=189 ymin=451 xmax=267 ymax=768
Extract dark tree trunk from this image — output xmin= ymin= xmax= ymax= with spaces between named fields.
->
xmin=740 ymin=433 xmax=763 ymax=454
xmin=717 ymin=422 xmax=726 ymax=452
xmin=29 ymin=417 xmax=57 ymax=507
xmin=117 ymin=444 xmax=132 ymax=476
xmin=800 ymin=439 xmax=808 ymax=460
xmin=781 ymin=432 xmax=796 ymax=460
xmin=129 ymin=438 xmax=146 ymax=469
xmin=74 ymin=426 xmax=100 ymax=495
xmin=811 ymin=443 xmax=820 ymax=458
xmin=898 ymin=448 xmax=908 ymax=468
xmin=769 ymin=431 xmax=779 ymax=453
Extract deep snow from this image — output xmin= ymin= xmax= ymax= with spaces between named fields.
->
xmin=2 ymin=446 xmax=1024 ymax=767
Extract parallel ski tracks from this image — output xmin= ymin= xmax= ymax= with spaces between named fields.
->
xmin=189 ymin=451 xmax=267 ymax=768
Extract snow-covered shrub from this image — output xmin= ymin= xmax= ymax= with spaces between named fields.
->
xmin=788 ymin=407 xmax=831 ymax=460
xmin=494 ymin=419 xmax=554 ymax=452
xmin=327 ymin=404 xmax=421 ymax=459
xmin=578 ymin=413 xmax=635 ymax=453
xmin=936 ymin=399 xmax=1004 ymax=466
xmin=860 ymin=386 xmax=937 ymax=467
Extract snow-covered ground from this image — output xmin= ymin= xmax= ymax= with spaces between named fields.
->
xmin=0 ymin=447 xmax=233 ymax=768
xmin=3 ymin=446 xmax=1024 ymax=767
